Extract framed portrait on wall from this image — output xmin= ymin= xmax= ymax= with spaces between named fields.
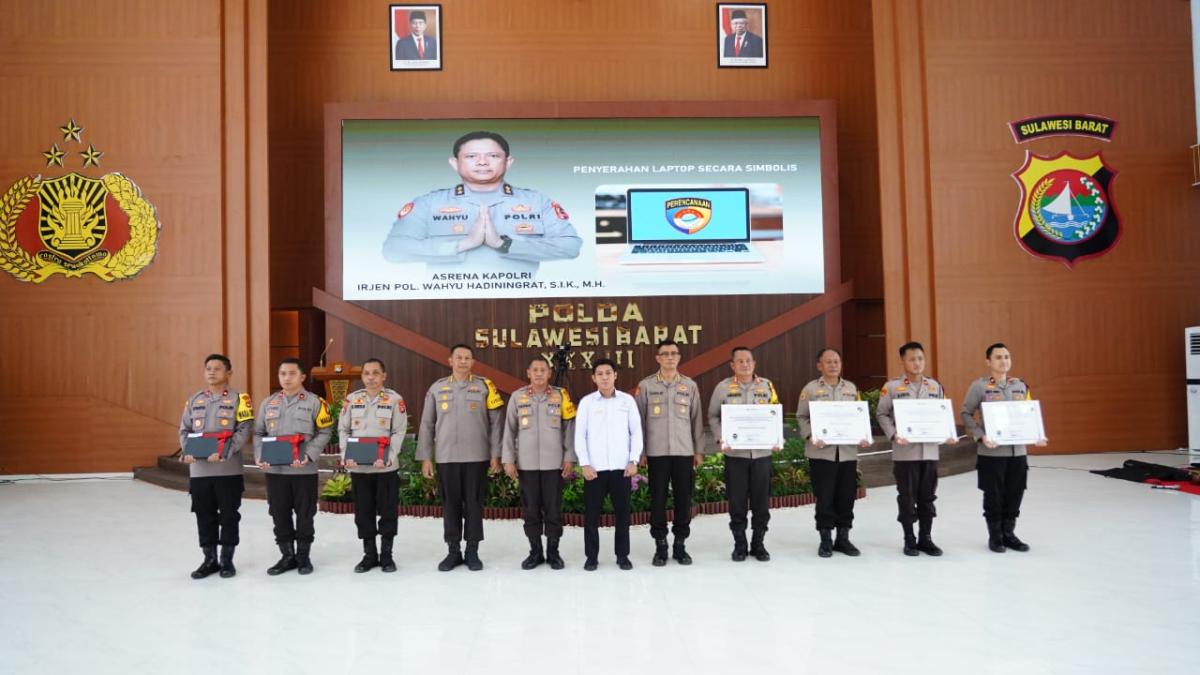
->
xmin=390 ymin=4 xmax=442 ymax=71
xmin=717 ymin=3 xmax=767 ymax=68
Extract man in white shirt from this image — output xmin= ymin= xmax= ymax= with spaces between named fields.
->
xmin=574 ymin=358 xmax=644 ymax=571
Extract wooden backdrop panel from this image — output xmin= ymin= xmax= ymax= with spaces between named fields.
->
xmin=0 ymin=0 xmax=271 ymax=474
xmin=267 ymin=0 xmax=885 ymax=378
xmin=874 ymin=0 xmax=1200 ymax=453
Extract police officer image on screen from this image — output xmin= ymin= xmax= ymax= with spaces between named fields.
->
xmin=875 ymin=341 xmax=955 ymax=557
xmin=178 ymin=353 xmax=254 ymax=579
xmin=382 ymin=131 xmax=583 ymax=274
xmin=960 ymin=342 xmax=1047 ymax=553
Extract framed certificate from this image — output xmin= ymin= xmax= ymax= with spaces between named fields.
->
xmin=808 ymin=401 xmax=872 ymax=445
xmin=721 ymin=404 xmax=783 ymax=449
xmin=981 ymin=400 xmax=1045 ymax=445
xmin=892 ymin=399 xmax=957 ymax=443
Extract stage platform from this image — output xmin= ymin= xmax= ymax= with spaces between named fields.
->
xmin=2 ymin=452 xmax=1197 ymax=674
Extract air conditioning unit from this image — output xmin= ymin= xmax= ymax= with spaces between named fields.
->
xmin=1187 ymin=326 xmax=1200 ymax=463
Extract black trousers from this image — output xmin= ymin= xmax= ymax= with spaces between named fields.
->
xmin=584 ymin=470 xmax=631 ymax=560
xmin=519 ymin=469 xmax=564 ymax=539
xmin=893 ymin=460 xmax=938 ymax=525
xmin=438 ymin=461 xmax=489 ymax=544
xmin=350 ymin=471 xmax=399 ymax=539
xmin=265 ymin=473 xmax=318 ymax=544
xmin=976 ymin=455 xmax=1028 ymax=521
xmin=809 ymin=459 xmax=857 ymax=530
xmin=189 ymin=475 xmax=244 ymax=547
xmin=724 ymin=456 xmax=772 ymax=534
xmin=648 ymin=455 xmax=694 ymax=540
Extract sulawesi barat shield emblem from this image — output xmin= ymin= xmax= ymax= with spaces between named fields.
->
xmin=1 ymin=171 xmax=160 ymax=282
xmin=1011 ymin=151 xmax=1120 ymax=268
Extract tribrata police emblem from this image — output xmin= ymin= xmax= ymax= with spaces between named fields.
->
xmin=664 ymin=197 xmax=712 ymax=235
xmin=1011 ymin=151 xmax=1119 ymax=268
xmin=1 ymin=172 xmax=160 ymax=282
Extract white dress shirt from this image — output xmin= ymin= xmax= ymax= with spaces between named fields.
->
xmin=574 ymin=389 xmax=643 ymax=472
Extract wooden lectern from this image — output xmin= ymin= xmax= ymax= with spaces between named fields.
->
xmin=310 ymin=362 xmax=363 ymax=408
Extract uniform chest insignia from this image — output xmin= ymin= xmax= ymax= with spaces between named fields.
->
xmin=519 ymin=396 xmax=531 ymax=404
xmin=515 ymin=223 xmax=534 ymax=233
xmin=653 ymin=406 xmax=661 ymax=415
xmin=521 ymin=417 xmax=530 ymax=427
xmin=193 ymin=419 xmax=203 ymax=428
xmin=440 ymin=402 xmax=449 ymax=411
xmin=816 ymin=389 xmax=825 ymax=396
xmin=469 ymin=403 xmax=479 ymax=411
xmin=467 ymin=386 xmax=482 ymax=393
xmin=220 ymin=418 xmax=230 ymax=426
xmin=439 ymin=385 xmax=452 ymax=392
xmin=676 ymin=385 xmax=688 ymax=393
xmin=452 ymin=224 xmax=465 ymax=233
xmin=896 ymin=386 xmax=908 ymax=393
xmin=512 ymin=204 xmax=531 ymax=213
xmin=299 ymin=393 xmax=306 ymax=400
xmin=439 ymin=207 xmax=462 ymax=214
xmin=549 ymin=393 xmax=561 ymax=404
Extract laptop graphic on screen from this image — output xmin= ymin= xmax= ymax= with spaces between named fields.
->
xmin=617 ymin=187 xmax=765 ymax=265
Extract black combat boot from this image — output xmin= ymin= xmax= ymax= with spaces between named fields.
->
xmin=916 ymin=518 xmax=942 ymax=556
xmin=521 ymin=537 xmax=545 ymax=570
xmin=379 ymin=536 xmax=397 ymax=572
xmin=833 ymin=527 xmax=861 ymax=557
xmin=267 ymin=541 xmax=298 ymax=575
xmin=750 ymin=531 xmax=770 ymax=562
xmin=438 ymin=542 xmax=463 ymax=572
xmin=817 ymin=529 xmax=834 ymax=558
xmin=902 ymin=523 xmax=919 ymax=557
xmin=986 ymin=520 xmax=1006 ymax=553
xmin=546 ymin=537 xmax=565 ymax=570
xmin=652 ymin=538 xmax=669 ymax=567
xmin=191 ymin=545 xmax=220 ymax=579
xmin=218 ymin=545 xmax=236 ymax=578
xmin=464 ymin=542 xmax=484 ymax=571
xmin=1001 ymin=519 xmax=1030 ymax=552
xmin=354 ymin=537 xmax=379 ymax=573
xmin=672 ymin=538 xmax=692 ymax=565
xmin=296 ymin=542 xmax=314 ymax=574
xmin=731 ymin=530 xmax=748 ymax=562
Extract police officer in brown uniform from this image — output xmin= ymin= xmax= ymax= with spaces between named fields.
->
xmin=338 ymin=358 xmax=407 ymax=573
xmin=961 ymin=342 xmax=1047 ymax=553
xmin=796 ymin=347 xmax=871 ymax=558
xmin=875 ymin=341 xmax=955 ymax=557
xmin=635 ymin=340 xmax=704 ymax=566
xmin=708 ymin=346 xmax=781 ymax=562
xmin=253 ymin=358 xmax=333 ymax=575
xmin=418 ymin=344 xmax=504 ymax=572
xmin=501 ymin=356 xmax=577 ymax=570
xmin=178 ymin=353 xmax=254 ymax=579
